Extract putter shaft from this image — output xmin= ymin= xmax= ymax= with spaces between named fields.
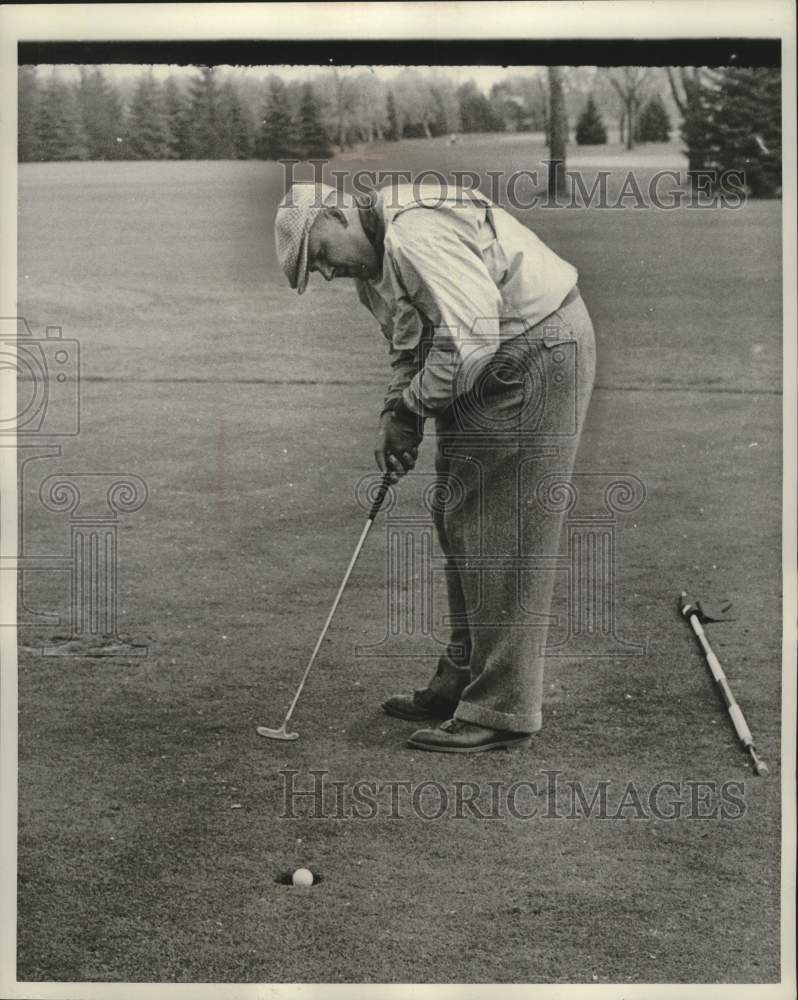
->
xmin=281 ymin=515 xmax=376 ymax=726
xmin=258 ymin=474 xmax=392 ymax=739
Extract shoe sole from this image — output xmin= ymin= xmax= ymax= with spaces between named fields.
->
xmin=382 ymin=702 xmax=456 ymax=722
xmin=406 ymin=735 xmax=532 ymax=753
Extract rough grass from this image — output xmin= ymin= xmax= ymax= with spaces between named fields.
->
xmin=15 ymin=135 xmax=782 ymax=984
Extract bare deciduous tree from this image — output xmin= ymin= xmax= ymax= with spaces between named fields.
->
xmin=351 ymin=70 xmax=388 ymax=143
xmin=328 ymin=68 xmax=357 ymax=149
xmin=547 ymin=66 xmax=567 ymax=198
xmin=607 ymin=67 xmax=651 ymax=150
xmin=394 ymin=69 xmax=436 ymax=139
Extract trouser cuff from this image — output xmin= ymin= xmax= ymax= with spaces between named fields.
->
xmin=455 ymin=700 xmax=543 ymax=735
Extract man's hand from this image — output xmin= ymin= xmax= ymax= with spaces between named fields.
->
xmin=375 ymin=402 xmax=423 ymax=483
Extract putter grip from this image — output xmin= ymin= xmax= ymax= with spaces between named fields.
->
xmin=728 ymin=703 xmax=753 ymax=745
xmin=368 ymin=475 xmax=392 ymax=521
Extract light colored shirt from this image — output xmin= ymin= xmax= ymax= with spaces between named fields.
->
xmin=355 ymin=184 xmax=578 ymax=417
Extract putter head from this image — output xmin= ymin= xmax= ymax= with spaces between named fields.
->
xmin=256 ymin=723 xmax=299 ymax=741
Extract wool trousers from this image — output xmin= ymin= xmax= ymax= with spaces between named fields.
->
xmin=419 ymin=291 xmax=596 ymax=733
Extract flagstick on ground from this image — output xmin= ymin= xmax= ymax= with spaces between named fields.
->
xmin=679 ymin=591 xmax=769 ymax=777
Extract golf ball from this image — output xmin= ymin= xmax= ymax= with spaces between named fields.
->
xmin=292 ymin=867 xmax=314 ymax=887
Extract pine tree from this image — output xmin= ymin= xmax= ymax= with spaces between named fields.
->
xmin=255 ymin=77 xmax=297 ymax=159
xmin=712 ymin=67 xmax=781 ymax=197
xmin=162 ymin=76 xmax=191 ymax=159
xmin=634 ymin=93 xmax=671 ymax=142
xmin=76 ymin=67 xmax=124 ymax=160
xmin=18 ymin=66 xmax=39 ymax=162
xmin=34 ymin=74 xmax=88 ymax=161
xmin=124 ymin=70 xmax=169 ymax=159
xmin=575 ymin=95 xmax=608 ymax=145
xmin=216 ymin=80 xmax=254 ymax=159
xmin=671 ymin=67 xmax=781 ymax=198
xmin=186 ymin=66 xmax=224 ymax=159
xmin=668 ymin=68 xmax=721 ymax=184
xmin=297 ymin=82 xmax=332 ymax=159
xmin=385 ymin=89 xmax=399 ymax=141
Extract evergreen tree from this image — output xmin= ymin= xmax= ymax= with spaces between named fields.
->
xmin=635 ymin=93 xmax=671 ymax=142
xmin=385 ymin=89 xmax=399 ymax=141
xmin=297 ymin=82 xmax=332 ymax=159
xmin=124 ymin=70 xmax=169 ymax=159
xmin=162 ymin=76 xmax=191 ymax=159
xmin=34 ymin=74 xmax=88 ymax=161
xmin=670 ymin=66 xmax=781 ymax=198
xmin=575 ymin=95 xmax=608 ymax=145
xmin=285 ymin=79 xmax=306 ymax=121
xmin=215 ymin=80 xmax=253 ymax=159
xmin=668 ymin=67 xmax=721 ymax=185
xmin=18 ymin=66 xmax=39 ymax=162
xmin=255 ymin=77 xmax=297 ymax=159
xmin=665 ymin=66 xmax=718 ymax=187
xmin=712 ymin=67 xmax=781 ymax=197
xmin=186 ymin=66 xmax=224 ymax=159
xmin=76 ymin=67 xmax=124 ymax=160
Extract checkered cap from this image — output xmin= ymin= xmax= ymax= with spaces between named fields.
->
xmin=274 ymin=183 xmax=339 ymax=294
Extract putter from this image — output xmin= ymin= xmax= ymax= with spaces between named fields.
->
xmin=679 ymin=591 xmax=769 ymax=776
xmin=257 ymin=473 xmax=393 ymax=742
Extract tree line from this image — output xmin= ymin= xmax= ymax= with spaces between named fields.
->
xmin=18 ymin=65 xmax=512 ymax=162
xmin=19 ymin=64 xmax=780 ymax=197
xmin=571 ymin=66 xmax=780 ymax=196
xmin=18 ymin=64 xmax=679 ymax=163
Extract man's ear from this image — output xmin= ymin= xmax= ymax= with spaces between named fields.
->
xmin=323 ymin=206 xmax=348 ymax=227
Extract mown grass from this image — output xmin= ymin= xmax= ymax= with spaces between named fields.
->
xmin=15 ymin=135 xmax=782 ymax=983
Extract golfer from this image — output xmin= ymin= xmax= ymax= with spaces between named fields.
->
xmin=274 ymin=181 xmax=595 ymax=753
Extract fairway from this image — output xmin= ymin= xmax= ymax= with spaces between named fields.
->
xmin=15 ymin=138 xmax=782 ymax=983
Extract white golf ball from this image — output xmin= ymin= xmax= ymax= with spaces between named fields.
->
xmin=292 ymin=867 xmax=314 ymax=887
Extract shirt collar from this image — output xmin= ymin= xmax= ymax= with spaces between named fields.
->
xmin=355 ymin=189 xmax=386 ymax=269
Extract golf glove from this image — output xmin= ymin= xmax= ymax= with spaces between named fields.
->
xmin=375 ymin=400 xmax=424 ymax=478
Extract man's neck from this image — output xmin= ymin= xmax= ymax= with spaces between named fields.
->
xmin=355 ymin=190 xmax=386 ymax=267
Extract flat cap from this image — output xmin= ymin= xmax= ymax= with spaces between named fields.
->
xmin=274 ymin=183 xmax=339 ymax=294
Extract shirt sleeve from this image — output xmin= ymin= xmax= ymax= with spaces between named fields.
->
xmin=355 ymin=276 xmax=424 ymax=415
xmin=388 ymin=208 xmax=504 ymax=416
xmin=382 ymin=346 xmax=420 ymax=414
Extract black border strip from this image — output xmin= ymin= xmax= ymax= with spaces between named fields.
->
xmin=18 ymin=38 xmax=781 ymax=67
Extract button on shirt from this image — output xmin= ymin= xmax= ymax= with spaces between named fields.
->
xmin=355 ymin=185 xmax=578 ymax=418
